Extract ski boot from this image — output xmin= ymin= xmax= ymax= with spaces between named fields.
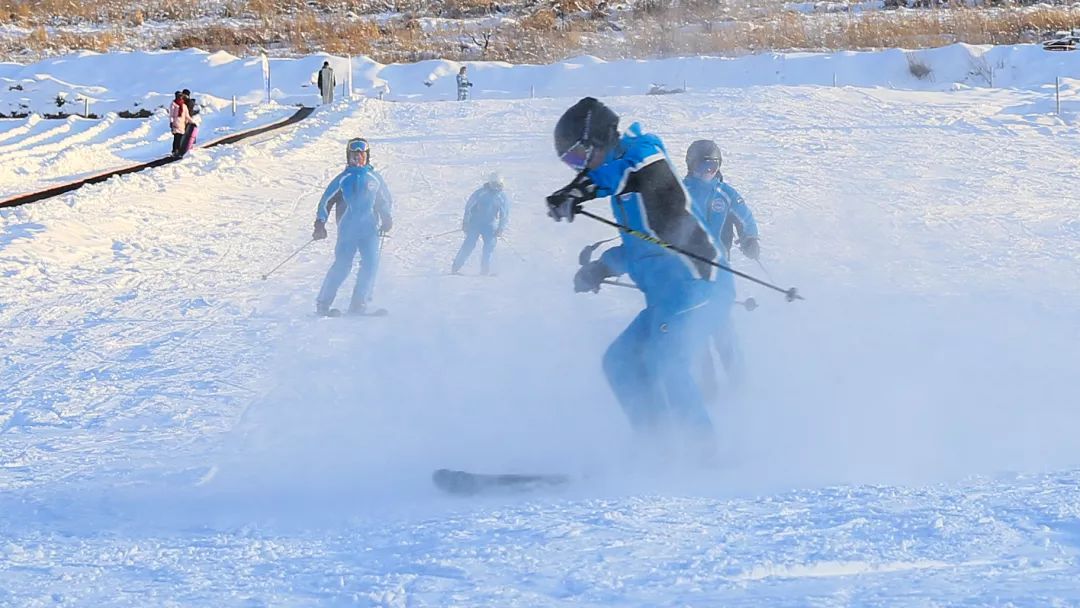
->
xmin=346 ymin=301 xmax=367 ymax=316
xmin=316 ymin=302 xmax=340 ymax=318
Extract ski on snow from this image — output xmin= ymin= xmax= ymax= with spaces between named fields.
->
xmin=432 ymin=468 xmax=571 ymax=496
xmin=316 ymin=308 xmax=389 ymax=318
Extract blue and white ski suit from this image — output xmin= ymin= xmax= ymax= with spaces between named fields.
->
xmin=683 ymin=175 xmax=758 ymax=258
xmin=683 ymin=174 xmax=756 ymax=385
xmin=585 ymin=124 xmax=731 ymax=436
xmin=315 ymin=165 xmax=393 ymax=310
xmin=456 ymin=72 xmax=471 ymax=101
xmin=452 ymin=184 xmax=509 ymax=274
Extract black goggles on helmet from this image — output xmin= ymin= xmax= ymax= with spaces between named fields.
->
xmin=697 ymin=157 xmax=720 ymax=173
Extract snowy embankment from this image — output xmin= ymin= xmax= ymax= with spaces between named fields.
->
xmin=1 ymin=47 xmax=1080 ymax=604
xmin=4 ymin=42 xmax=1079 ymax=113
xmin=0 ymin=43 xmax=1075 ymax=199
xmin=0 ymin=103 xmax=298 ymax=200
xmin=1 ymin=42 xmax=1077 ymax=201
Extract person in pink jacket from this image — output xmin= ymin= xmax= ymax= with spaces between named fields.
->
xmin=168 ymin=90 xmax=190 ymax=156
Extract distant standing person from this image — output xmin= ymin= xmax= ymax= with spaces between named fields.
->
xmin=456 ymin=66 xmax=473 ymax=101
xmin=178 ymin=89 xmax=201 ymax=157
xmin=168 ymin=90 xmax=190 ymax=157
xmin=318 ymin=61 xmax=335 ymax=105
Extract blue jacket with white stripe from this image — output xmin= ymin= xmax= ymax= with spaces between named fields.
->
xmin=683 ymin=175 xmax=758 ymax=256
xmin=316 ymin=165 xmax=393 ymax=238
xmin=585 ymin=123 xmax=732 ymax=309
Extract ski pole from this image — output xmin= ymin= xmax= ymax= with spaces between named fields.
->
xmin=578 ymin=237 xmax=619 ymax=265
xmin=425 ymin=228 xmax=460 ymax=240
xmin=498 ymin=235 xmax=527 ymax=262
xmin=575 ymin=209 xmax=803 ymax=302
xmin=754 ymin=258 xmax=775 ymax=283
xmin=599 ymin=279 xmax=755 ymax=311
xmin=600 ymin=278 xmax=639 ymax=290
xmin=261 ymin=238 xmax=316 ymax=280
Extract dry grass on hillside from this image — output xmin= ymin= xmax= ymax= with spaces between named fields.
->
xmin=1 ymin=1 xmax=1078 ymax=63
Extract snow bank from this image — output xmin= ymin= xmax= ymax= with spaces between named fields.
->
xmin=2 ymin=43 xmax=1078 ymax=116
xmin=0 ymin=102 xmax=303 ymax=199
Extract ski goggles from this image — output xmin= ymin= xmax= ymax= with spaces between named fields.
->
xmin=698 ymin=157 xmax=720 ymax=173
xmin=559 ymin=140 xmax=595 ymax=171
xmin=347 ymin=139 xmax=370 ymax=166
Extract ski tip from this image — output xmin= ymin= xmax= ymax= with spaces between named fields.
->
xmin=432 ymin=468 xmax=571 ymax=497
xmin=432 ymin=468 xmax=481 ymax=496
xmin=313 ymin=308 xmax=386 ymax=318
xmin=194 ymin=464 xmax=219 ymax=487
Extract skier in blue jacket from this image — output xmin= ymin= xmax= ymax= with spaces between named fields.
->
xmin=312 ymin=138 xmax=393 ymax=317
xmin=682 ymin=139 xmax=760 ymax=390
xmin=451 ymin=173 xmax=510 ymax=275
xmin=545 ymin=97 xmax=732 ymax=449
xmin=682 ymin=140 xmax=760 ymax=262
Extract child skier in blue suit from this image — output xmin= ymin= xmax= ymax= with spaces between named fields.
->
xmin=452 ymin=173 xmax=510 ymax=275
xmin=546 ymin=97 xmax=733 ymax=451
xmin=312 ymin=138 xmax=393 ymax=317
xmin=682 ymin=139 xmax=761 ymax=389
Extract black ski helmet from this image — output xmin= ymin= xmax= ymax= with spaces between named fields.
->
xmin=346 ymin=137 xmax=370 ymax=167
xmin=685 ymin=139 xmax=722 ymax=173
xmin=553 ymin=97 xmax=620 ymax=168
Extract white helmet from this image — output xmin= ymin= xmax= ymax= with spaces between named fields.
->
xmin=487 ymin=172 xmax=504 ymax=190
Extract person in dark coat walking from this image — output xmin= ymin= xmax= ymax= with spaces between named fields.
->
xmin=318 ymin=61 xmax=335 ymax=105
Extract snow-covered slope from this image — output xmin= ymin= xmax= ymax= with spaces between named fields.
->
xmin=2 ymin=79 xmax=1079 ymax=603
xmin=5 ymin=44 xmax=1080 ymax=113
xmin=0 ymin=103 xmax=297 ymax=199
xmin=2 ymin=43 xmax=1076 ymax=199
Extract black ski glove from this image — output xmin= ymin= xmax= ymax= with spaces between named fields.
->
xmin=313 ymin=219 xmax=328 ymax=241
xmin=546 ymin=173 xmax=598 ymax=223
xmin=739 ymin=236 xmax=760 ymax=260
xmin=379 ymin=217 xmax=393 ymax=236
xmin=574 ymin=260 xmax=612 ymax=293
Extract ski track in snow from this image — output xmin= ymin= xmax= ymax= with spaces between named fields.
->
xmin=1 ymin=86 xmax=1080 ymax=605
